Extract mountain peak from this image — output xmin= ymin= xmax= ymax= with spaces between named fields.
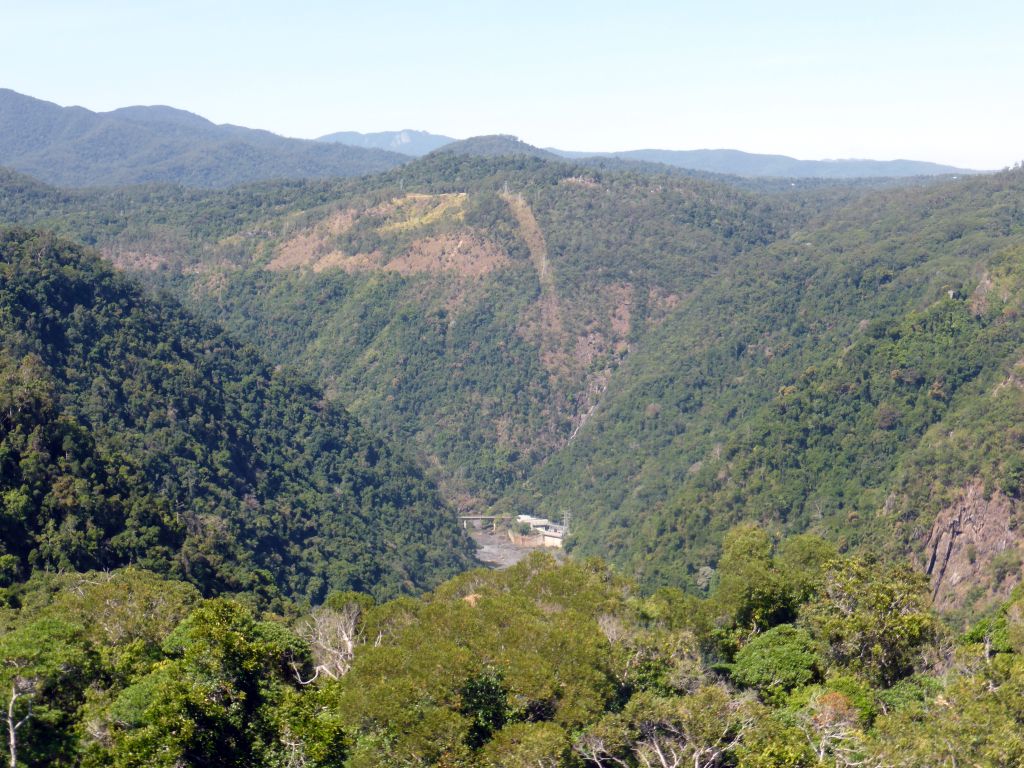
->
xmin=317 ymin=129 xmax=456 ymax=156
xmin=547 ymin=146 xmax=977 ymax=178
xmin=105 ymin=104 xmax=215 ymax=129
xmin=0 ymin=88 xmax=409 ymax=187
xmin=433 ymin=135 xmax=558 ymax=160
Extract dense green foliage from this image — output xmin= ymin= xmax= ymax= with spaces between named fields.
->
xmin=3 ymin=153 xmax=1024 ymax=598
xmin=516 ymin=165 xmax=1024 ymax=586
xmin=3 ymin=529 xmax=1024 ymax=767
xmin=0 ymin=154 xmax=807 ymax=514
xmin=0 ymin=229 xmax=473 ymax=603
xmin=8 ymin=93 xmax=1024 ymax=768
xmin=730 ymin=624 xmax=820 ymax=701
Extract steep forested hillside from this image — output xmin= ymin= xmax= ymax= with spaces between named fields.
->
xmin=0 ymin=229 xmax=473 ymax=604
xmin=3 ymin=156 xmax=1024 ymax=608
xmin=515 ymin=168 xmax=1024 ymax=591
xmin=0 ymin=156 xmax=801 ymax=513
xmin=0 ymin=89 xmax=407 ymax=187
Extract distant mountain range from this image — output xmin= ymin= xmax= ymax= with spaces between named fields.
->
xmin=0 ymin=89 xmax=407 ymax=187
xmin=317 ymin=132 xmax=560 ymax=161
xmin=546 ymin=147 xmax=974 ymax=178
xmin=319 ymin=129 xmax=974 ymax=178
xmin=318 ymin=129 xmax=456 ymax=156
xmin=0 ymin=88 xmax=980 ymax=187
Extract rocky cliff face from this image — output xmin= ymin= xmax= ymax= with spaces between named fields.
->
xmin=926 ymin=480 xmax=1024 ymax=611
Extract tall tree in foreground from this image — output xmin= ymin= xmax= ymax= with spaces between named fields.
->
xmin=0 ymin=620 xmax=96 ymax=768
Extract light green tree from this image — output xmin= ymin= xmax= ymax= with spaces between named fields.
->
xmin=802 ymin=558 xmax=935 ymax=686
xmin=0 ymin=618 xmax=96 ymax=768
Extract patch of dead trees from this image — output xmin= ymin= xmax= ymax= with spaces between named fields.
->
xmin=290 ymin=602 xmax=380 ymax=685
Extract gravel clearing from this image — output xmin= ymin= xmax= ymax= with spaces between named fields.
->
xmin=470 ymin=529 xmax=545 ymax=569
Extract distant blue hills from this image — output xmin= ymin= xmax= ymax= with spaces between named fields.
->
xmin=317 ymin=129 xmax=456 ymax=157
xmin=0 ymin=89 xmax=406 ymax=187
xmin=0 ymin=88 xmax=981 ymax=186
xmin=324 ymin=129 xmax=975 ymax=178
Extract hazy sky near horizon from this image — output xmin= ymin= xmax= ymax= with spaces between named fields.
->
xmin=2 ymin=1 xmax=1021 ymax=168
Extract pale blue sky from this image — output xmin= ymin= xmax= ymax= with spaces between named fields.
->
xmin=2 ymin=1 xmax=1021 ymax=168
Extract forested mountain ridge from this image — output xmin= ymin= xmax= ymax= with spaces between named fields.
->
xmin=433 ymin=135 xmax=561 ymax=160
xmin=1 ymin=85 xmax=982 ymax=190
xmin=549 ymin=146 xmax=977 ymax=178
xmin=0 ymin=228 xmax=474 ymax=604
xmin=0 ymin=89 xmax=408 ymax=188
xmin=4 ymin=156 xmax=1024 ymax=610
xmin=512 ymin=166 xmax=1024 ymax=594
xmin=0 ymin=154 xmax=802 ymax=512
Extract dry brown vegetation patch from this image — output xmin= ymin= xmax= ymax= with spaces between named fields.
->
xmin=105 ymin=248 xmax=171 ymax=271
xmin=268 ymin=195 xmax=476 ymax=273
xmin=310 ymin=232 xmax=508 ymax=277
xmin=647 ymin=287 xmax=681 ymax=327
xmin=970 ymin=271 xmax=996 ymax=315
xmin=376 ymin=193 xmax=467 ymax=233
xmin=608 ymin=283 xmax=634 ymax=352
xmin=311 ymin=251 xmax=379 ymax=273
xmin=102 ymin=227 xmax=197 ymax=271
xmin=573 ymin=332 xmax=607 ymax=368
xmin=501 ymin=192 xmax=566 ymax=373
xmin=268 ymin=230 xmax=325 ymax=271
xmin=268 ymin=210 xmax=357 ymax=271
xmin=560 ymin=176 xmax=601 ymax=189
xmin=384 ymin=232 xmax=507 ymax=276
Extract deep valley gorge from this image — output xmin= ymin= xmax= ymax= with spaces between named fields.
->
xmin=3 ymin=79 xmax=1024 ymax=767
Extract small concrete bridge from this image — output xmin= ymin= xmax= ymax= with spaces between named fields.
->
xmin=457 ymin=515 xmax=507 ymax=530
